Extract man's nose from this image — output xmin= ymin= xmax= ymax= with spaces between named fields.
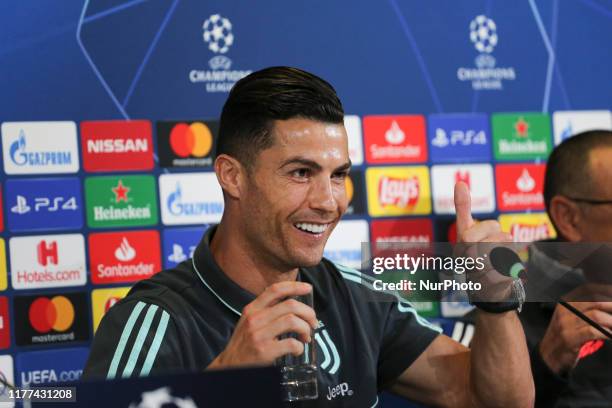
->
xmin=309 ymin=177 xmax=338 ymax=213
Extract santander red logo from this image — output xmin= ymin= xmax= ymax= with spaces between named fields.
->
xmin=88 ymin=230 xmax=161 ymax=284
xmin=495 ymin=164 xmax=545 ymax=211
xmin=363 ymin=115 xmax=427 ymax=164
xmin=80 ymin=120 xmax=154 ymax=172
xmin=378 ymin=176 xmax=420 ymax=208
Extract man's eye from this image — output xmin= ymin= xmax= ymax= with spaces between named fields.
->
xmin=333 ymin=171 xmax=349 ymax=180
xmin=292 ymin=168 xmax=310 ymax=178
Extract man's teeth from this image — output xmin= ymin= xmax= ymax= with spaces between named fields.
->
xmin=295 ymin=223 xmax=328 ymax=234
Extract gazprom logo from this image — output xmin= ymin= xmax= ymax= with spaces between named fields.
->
xmin=9 ymin=130 xmax=72 ymax=166
xmin=166 ymin=182 xmax=223 ymax=216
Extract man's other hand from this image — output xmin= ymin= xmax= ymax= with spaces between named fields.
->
xmin=207 ymin=281 xmax=317 ymax=369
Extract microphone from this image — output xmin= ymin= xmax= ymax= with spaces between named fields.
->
xmin=489 ymin=246 xmax=612 ymax=341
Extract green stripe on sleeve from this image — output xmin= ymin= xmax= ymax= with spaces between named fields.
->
xmin=122 ymin=304 xmax=159 ymax=378
xmin=139 ymin=310 xmax=170 ymax=377
xmin=106 ymin=301 xmax=147 ymax=379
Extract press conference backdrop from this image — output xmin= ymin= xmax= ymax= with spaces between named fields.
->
xmin=0 ymin=0 xmax=611 ymax=405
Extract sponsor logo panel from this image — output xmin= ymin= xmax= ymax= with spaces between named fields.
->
xmin=492 ymin=113 xmax=552 ymax=160
xmin=0 ymin=297 xmax=9 ymax=349
xmin=5 ymin=177 xmax=83 ymax=232
xmin=85 ymin=175 xmax=158 ymax=228
xmin=495 ymin=164 xmax=545 ymax=211
xmin=366 ymin=166 xmax=431 ymax=217
xmin=324 ymin=220 xmax=369 ymax=269
xmin=162 ymin=227 xmax=207 ymax=268
xmin=427 ymin=114 xmax=491 ymax=163
xmin=345 ymin=170 xmax=365 ymax=216
xmin=9 ymin=234 xmax=86 ymax=289
xmin=89 ymin=230 xmax=161 ymax=284
xmin=13 ymin=292 xmax=89 ymax=346
xmin=91 ymin=287 xmax=131 ymax=332
xmin=363 ymin=116 xmax=427 ymax=164
xmin=344 ymin=115 xmax=364 ymax=166
xmin=159 ymin=173 xmax=224 ymax=225
xmin=431 ymin=164 xmax=495 ymax=214
xmin=80 ymin=120 xmax=154 ymax=172
xmin=0 ymin=240 xmax=6 ymax=291
xmin=370 ymin=219 xmax=433 ymax=247
xmin=499 ymin=213 xmax=556 ymax=242
xmin=16 ymin=347 xmax=88 ymax=387
xmin=552 ymin=110 xmax=612 ymax=145
xmin=156 ymin=121 xmax=217 ymax=168
xmin=1 ymin=121 xmax=79 ymax=175
xmin=0 ymin=355 xmax=14 ymax=406
xmin=189 ymin=14 xmax=252 ymax=93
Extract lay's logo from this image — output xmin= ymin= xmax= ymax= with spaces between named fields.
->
xmin=378 ymin=176 xmax=419 ymax=208
xmin=499 ymin=213 xmax=556 ymax=242
xmin=366 ymin=166 xmax=431 ymax=217
xmin=510 ymin=223 xmax=551 ymax=242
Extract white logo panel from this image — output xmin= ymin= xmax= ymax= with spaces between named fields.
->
xmin=1 ymin=121 xmax=79 ymax=174
xmin=344 ymin=115 xmax=363 ymax=166
xmin=431 ymin=164 xmax=495 ymax=214
xmin=9 ymin=234 xmax=86 ymax=289
xmin=159 ymin=173 xmax=224 ymax=225
xmin=552 ymin=110 xmax=612 ymax=145
xmin=324 ymin=219 xmax=369 ymax=269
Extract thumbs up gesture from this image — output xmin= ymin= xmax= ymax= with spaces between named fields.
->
xmin=453 ymin=182 xmax=520 ymax=310
xmin=454 ymin=181 xmax=511 ymax=244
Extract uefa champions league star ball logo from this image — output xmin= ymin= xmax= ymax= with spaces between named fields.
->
xmin=469 ymin=15 xmax=497 ymax=54
xmin=202 ymin=14 xmax=234 ymax=54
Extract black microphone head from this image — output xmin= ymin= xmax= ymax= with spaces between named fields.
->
xmin=490 ymin=247 xmax=525 ymax=279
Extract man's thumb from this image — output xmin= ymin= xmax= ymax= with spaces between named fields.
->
xmin=454 ymin=181 xmax=474 ymax=235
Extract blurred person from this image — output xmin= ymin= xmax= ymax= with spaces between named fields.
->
xmin=521 ymin=129 xmax=612 ymax=407
xmin=83 ymin=67 xmax=533 ymax=407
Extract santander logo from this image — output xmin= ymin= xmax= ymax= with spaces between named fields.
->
xmin=114 ymin=238 xmax=136 ymax=262
xmin=516 ymin=169 xmax=535 ymax=192
xmin=385 ymin=121 xmax=405 ymax=145
xmin=378 ymin=176 xmax=419 ymax=208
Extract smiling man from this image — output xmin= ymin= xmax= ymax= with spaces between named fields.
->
xmin=83 ymin=67 xmax=534 ymax=407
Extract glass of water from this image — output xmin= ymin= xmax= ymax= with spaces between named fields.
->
xmin=276 ymin=292 xmax=318 ymax=401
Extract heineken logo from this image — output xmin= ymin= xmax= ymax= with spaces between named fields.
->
xmin=492 ymin=113 xmax=552 ymax=160
xmin=85 ymin=175 xmax=158 ymax=228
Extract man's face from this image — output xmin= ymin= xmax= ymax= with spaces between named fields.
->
xmin=239 ymin=118 xmax=350 ymax=270
xmin=576 ymin=146 xmax=612 ymax=242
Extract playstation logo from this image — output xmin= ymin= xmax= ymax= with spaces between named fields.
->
xmin=431 ymin=128 xmax=450 ymax=148
xmin=167 ymin=244 xmax=187 ymax=263
xmin=11 ymin=195 xmax=31 ymax=214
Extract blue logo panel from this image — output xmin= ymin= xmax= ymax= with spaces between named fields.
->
xmin=5 ymin=177 xmax=83 ymax=232
xmin=427 ymin=114 xmax=491 ymax=163
xmin=16 ymin=347 xmax=89 ymax=386
xmin=162 ymin=227 xmax=208 ymax=268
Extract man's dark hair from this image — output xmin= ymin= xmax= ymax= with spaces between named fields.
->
xmin=217 ymin=66 xmax=344 ymax=168
xmin=544 ymin=129 xmax=612 ymax=213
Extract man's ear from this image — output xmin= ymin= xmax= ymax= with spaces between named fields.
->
xmin=214 ymin=154 xmax=245 ymax=200
xmin=549 ymin=195 xmax=583 ymax=242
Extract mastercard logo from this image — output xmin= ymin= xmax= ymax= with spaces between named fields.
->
xmin=345 ymin=177 xmax=354 ymax=203
xmin=28 ymin=296 xmax=74 ymax=333
xmin=169 ymin=122 xmax=213 ymax=158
